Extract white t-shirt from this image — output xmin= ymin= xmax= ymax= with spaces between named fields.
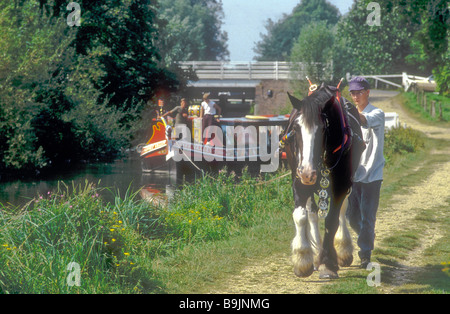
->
xmin=354 ymin=103 xmax=385 ymax=183
xmin=201 ymin=100 xmax=216 ymax=115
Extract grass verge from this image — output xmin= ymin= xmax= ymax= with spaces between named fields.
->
xmin=0 ymin=170 xmax=294 ymax=293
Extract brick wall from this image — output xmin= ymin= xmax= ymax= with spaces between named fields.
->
xmin=254 ymin=80 xmax=293 ymax=115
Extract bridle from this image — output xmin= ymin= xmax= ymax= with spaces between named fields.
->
xmin=280 ymin=78 xmax=350 ymax=171
xmin=281 ymin=78 xmax=353 ymax=217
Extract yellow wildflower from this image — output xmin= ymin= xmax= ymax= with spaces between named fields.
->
xmin=112 ymin=238 xmax=116 ymax=242
xmin=124 ymin=252 xmax=130 ymax=256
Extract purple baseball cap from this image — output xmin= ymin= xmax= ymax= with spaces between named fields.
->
xmin=349 ymin=76 xmax=370 ymax=91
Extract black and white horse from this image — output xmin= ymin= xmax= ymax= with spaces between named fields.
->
xmin=283 ymin=83 xmax=365 ymax=279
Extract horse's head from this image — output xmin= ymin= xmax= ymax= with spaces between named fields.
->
xmin=286 ymin=85 xmax=336 ymax=185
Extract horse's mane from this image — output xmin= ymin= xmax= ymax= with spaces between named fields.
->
xmin=300 ymin=86 xmax=335 ymax=130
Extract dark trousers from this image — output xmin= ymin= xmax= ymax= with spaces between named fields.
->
xmin=346 ymin=180 xmax=382 ymax=260
xmin=202 ymin=114 xmax=216 ymax=142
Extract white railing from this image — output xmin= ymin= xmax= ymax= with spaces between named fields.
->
xmin=385 ymin=112 xmax=400 ymax=130
xmin=177 ymin=61 xmax=298 ymax=80
xmin=347 ymin=72 xmax=435 ymax=92
xmin=347 ymin=73 xmax=403 ymax=89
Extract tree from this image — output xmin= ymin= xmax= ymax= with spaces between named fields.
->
xmin=0 ymin=1 xmax=76 ymax=171
xmin=70 ymin=0 xmax=180 ymax=110
xmin=290 ymin=21 xmax=335 ymax=83
xmin=404 ymin=0 xmax=449 ymax=95
xmin=0 ymin=0 xmax=184 ymax=174
xmin=156 ymin=0 xmax=229 ymax=64
xmin=334 ymin=0 xmax=448 ymax=95
xmin=334 ymin=0 xmax=418 ymax=77
xmin=254 ymin=0 xmax=340 ymax=61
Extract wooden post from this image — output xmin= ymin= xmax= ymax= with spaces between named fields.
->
xmin=423 ymin=91 xmax=427 ymax=111
xmin=420 ymin=89 xmax=425 ymax=110
xmin=439 ymin=103 xmax=443 ymax=120
xmin=431 ymin=100 xmax=436 ymax=117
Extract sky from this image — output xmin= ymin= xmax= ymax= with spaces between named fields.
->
xmin=221 ymin=0 xmax=354 ymax=61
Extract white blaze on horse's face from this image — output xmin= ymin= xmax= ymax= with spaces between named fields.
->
xmin=296 ymin=114 xmax=318 ymax=185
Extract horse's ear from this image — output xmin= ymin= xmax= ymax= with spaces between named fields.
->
xmin=287 ymin=92 xmax=303 ymax=110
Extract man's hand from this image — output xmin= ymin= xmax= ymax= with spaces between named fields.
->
xmin=359 ymin=112 xmax=367 ymax=127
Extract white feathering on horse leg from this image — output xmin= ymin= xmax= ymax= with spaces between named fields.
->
xmin=305 ymin=197 xmax=322 ymax=270
xmin=307 ymin=211 xmax=322 ymax=270
xmin=334 ymin=196 xmax=354 ymax=267
xmin=292 ymin=206 xmax=314 ymax=277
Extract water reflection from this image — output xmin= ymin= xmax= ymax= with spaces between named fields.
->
xmin=0 ymin=154 xmax=177 ymax=208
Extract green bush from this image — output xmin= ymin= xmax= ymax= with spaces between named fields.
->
xmin=384 ymin=126 xmax=425 ymax=164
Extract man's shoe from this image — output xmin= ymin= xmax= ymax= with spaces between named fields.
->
xmin=360 ymin=258 xmax=370 ymax=269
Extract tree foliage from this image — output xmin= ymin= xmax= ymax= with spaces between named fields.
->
xmin=0 ymin=0 xmax=229 ymax=175
xmin=256 ymin=0 xmax=448 ymax=94
xmin=254 ymin=0 xmax=340 ymax=61
xmin=157 ymin=0 xmax=229 ymax=64
xmin=334 ymin=0 xmax=448 ymax=84
xmin=290 ymin=21 xmax=335 ymax=83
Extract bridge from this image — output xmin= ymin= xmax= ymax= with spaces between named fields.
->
xmin=178 ymin=61 xmax=303 ymax=115
xmin=178 ymin=61 xmax=421 ymax=117
xmin=178 ymin=61 xmax=295 ymax=81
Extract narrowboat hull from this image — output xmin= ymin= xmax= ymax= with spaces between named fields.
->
xmin=138 ymin=115 xmax=289 ymax=176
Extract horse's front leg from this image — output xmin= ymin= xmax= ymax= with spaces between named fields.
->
xmin=335 ymin=195 xmax=354 ymax=267
xmin=306 ymin=198 xmax=322 ymax=270
xmin=292 ymin=206 xmax=314 ymax=277
xmin=318 ymin=201 xmax=341 ymax=279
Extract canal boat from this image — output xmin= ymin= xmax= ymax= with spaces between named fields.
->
xmin=138 ymin=110 xmax=289 ymax=176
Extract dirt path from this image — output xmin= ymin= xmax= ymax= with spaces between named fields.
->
xmin=210 ymin=90 xmax=450 ymax=294
xmin=368 ymin=90 xmax=450 ymax=293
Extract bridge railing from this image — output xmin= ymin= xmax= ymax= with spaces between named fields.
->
xmin=346 ymin=72 xmax=435 ymax=92
xmin=178 ymin=61 xmax=302 ymax=80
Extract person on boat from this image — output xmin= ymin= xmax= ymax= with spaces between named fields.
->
xmin=161 ymin=98 xmax=189 ymax=126
xmin=200 ymin=93 xmax=222 ymax=144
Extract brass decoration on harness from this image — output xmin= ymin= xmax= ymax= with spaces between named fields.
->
xmin=315 ymin=168 xmax=331 ymax=218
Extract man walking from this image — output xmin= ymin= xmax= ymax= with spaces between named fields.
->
xmin=346 ymin=76 xmax=385 ymax=268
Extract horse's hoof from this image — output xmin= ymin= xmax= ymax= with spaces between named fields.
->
xmin=338 ymin=254 xmax=353 ymax=267
xmin=292 ymin=247 xmax=314 ymax=278
xmin=318 ymin=265 xmax=339 ymax=279
xmin=294 ymin=264 xmax=314 ymax=278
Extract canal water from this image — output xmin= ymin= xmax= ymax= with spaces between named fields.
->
xmin=0 ymin=153 xmax=177 ymax=208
